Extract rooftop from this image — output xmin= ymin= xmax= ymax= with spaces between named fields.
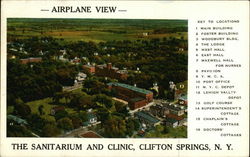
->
xmin=166 ymin=114 xmax=185 ymax=121
xmin=179 ymin=94 xmax=187 ymax=101
xmin=135 ymin=111 xmax=160 ymax=124
xmin=7 ymin=115 xmax=28 ymax=125
xmin=165 ymin=118 xmax=178 ymax=123
xmin=107 ymin=82 xmax=152 ymax=95
xmin=87 ymin=113 xmax=97 ymax=120
xmin=20 ymin=57 xmax=42 ymax=60
xmin=79 ymin=131 xmax=102 ymax=138
xmin=83 ymin=64 xmax=95 ymax=68
xmin=163 ymin=104 xmax=183 ymax=111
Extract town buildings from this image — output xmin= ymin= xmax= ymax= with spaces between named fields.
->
xmin=107 ymin=82 xmax=153 ymax=110
xmin=83 ymin=63 xmax=128 ymax=80
xmin=134 ymin=111 xmax=160 ymax=127
xmin=75 ymin=72 xmax=87 ymax=83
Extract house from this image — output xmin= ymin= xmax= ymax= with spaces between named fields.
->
xmin=164 ymin=118 xmax=178 ymax=128
xmin=83 ymin=109 xmax=98 ymax=126
xmin=134 ymin=111 xmax=160 ymax=127
xmin=50 ymin=106 xmax=65 ymax=115
xmin=162 ymin=103 xmax=185 ymax=116
xmin=79 ymin=131 xmax=102 ymax=138
xmin=71 ymin=57 xmax=81 ymax=64
xmin=166 ymin=114 xmax=186 ymax=126
xmin=142 ymin=32 xmax=148 ymax=36
xmin=178 ymin=94 xmax=188 ymax=106
xmin=75 ymin=72 xmax=87 ymax=83
xmin=149 ymin=104 xmax=163 ymax=117
xmin=7 ymin=115 xmax=28 ymax=125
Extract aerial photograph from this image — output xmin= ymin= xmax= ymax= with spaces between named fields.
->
xmin=7 ymin=18 xmax=188 ymax=138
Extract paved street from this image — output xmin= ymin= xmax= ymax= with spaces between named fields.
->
xmin=62 ymin=83 xmax=82 ymax=92
xmin=61 ymin=121 xmax=101 ymax=137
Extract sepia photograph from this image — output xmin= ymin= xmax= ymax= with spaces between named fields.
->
xmin=6 ymin=18 xmax=188 ymax=138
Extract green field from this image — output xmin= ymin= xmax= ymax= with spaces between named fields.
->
xmin=8 ymin=88 xmax=85 ymax=122
xmin=7 ymin=18 xmax=187 ymax=42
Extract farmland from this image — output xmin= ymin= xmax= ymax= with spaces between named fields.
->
xmin=7 ymin=18 xmax=187 ymax=42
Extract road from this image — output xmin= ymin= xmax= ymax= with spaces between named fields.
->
xmin=62 ymin=83 xmax=82 ymax=92
xmin=61 ymin=122 xmax=101 ymax=137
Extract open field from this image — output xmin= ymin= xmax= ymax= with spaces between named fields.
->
xmin=7 ymin=19 xmax=187 ymax=42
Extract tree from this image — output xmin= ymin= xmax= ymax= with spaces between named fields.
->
xmin=70 ymin=116 xmax=83 ymax=129
xmin=27 ymin=114 xmax=46 ymax=132
xmin=7 ymin=122 xmax=34 ymax=137
xmin=103 ymin=116 xmax=126 ymax=137
xmin=42 ymin=123 xmax=61 ymax=137
xmin=78 ymin=111 xmax=88 ymax=122
xmin=125 ymin=118 xmax=140 ymax=137
xmin=70 ymin=93 xmax=93 ymax=109
xmin=96 ymin=107 xmax=110 ymax=123
xmin=54 ymin=110 xmax=68 ymax=121
xmin=14 ymin=98 xmax=24 ymax=106
xmin=14 ymin=104 xmax=31 ymax=118
xmin=63 ymin=91 xmax=72 ymax=105
xmin=93 ymin=94 xmax=114 ymax=109
xmin=57 ymin=117 xmax=73 ymax=131
xmin=38 ymin=105 xmax=44 ymax=115
xmin=114 ymin=101 xmax=125 ymax=112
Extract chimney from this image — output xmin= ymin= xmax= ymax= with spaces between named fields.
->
xmin=107 ymin=63 xmax=112 ymax=69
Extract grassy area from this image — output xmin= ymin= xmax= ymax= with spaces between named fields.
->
xmin=26 ymin=97 xmax=76 ymax=121
xmin=144 ymin=125 xmax=187 ymax=138
xmin=7 ymin=19 xmax=187 ymax=42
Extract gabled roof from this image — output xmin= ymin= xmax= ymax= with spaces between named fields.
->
xmin=166 ymin=114 xmax=184 ymax=121
xmin=178 ymin=94 xmax=187 ymax=101
xmin=135 ymin=111 xmax=160 ymax=124
xmin=7 ymin=115 xmax=28 ymax=125
xmin=87 ymin=113 xmax=97 ymax=120
xmin=165 ymin=118 xmax=178 ymax=124
xmin=79 ymin=131 xmax=102 ymax=138
xmin=107 ymin=82 xmax=152 ymax=95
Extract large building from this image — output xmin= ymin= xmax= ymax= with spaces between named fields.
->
xmin=82 ymin=64 xmax=95 ymax=73
xmin=134 ymin=111 xmax=160 ymax=127
xmin=107 ymin=82 xmax=153 ymax=110
xmin=20 ymin=57 xmax=42 ymax=64
xmin=83 ymin=63 xmax=128 ymax=80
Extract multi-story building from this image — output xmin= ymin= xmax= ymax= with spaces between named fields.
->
xmin=107 ymin=82 xmax=153 ymax=110
xmin=20 ymin=57 xmax=42 ymax=64
xmin=82 ymin=64 xmax=95 ymax=74
xmin=82 ymin=63 xmax=128 ymax=80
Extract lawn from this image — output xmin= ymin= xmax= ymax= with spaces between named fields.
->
xmin=26 ymin=97 xmax=76 ymax=122
xmin=144 ymin=125 xmax=187 ymax=138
